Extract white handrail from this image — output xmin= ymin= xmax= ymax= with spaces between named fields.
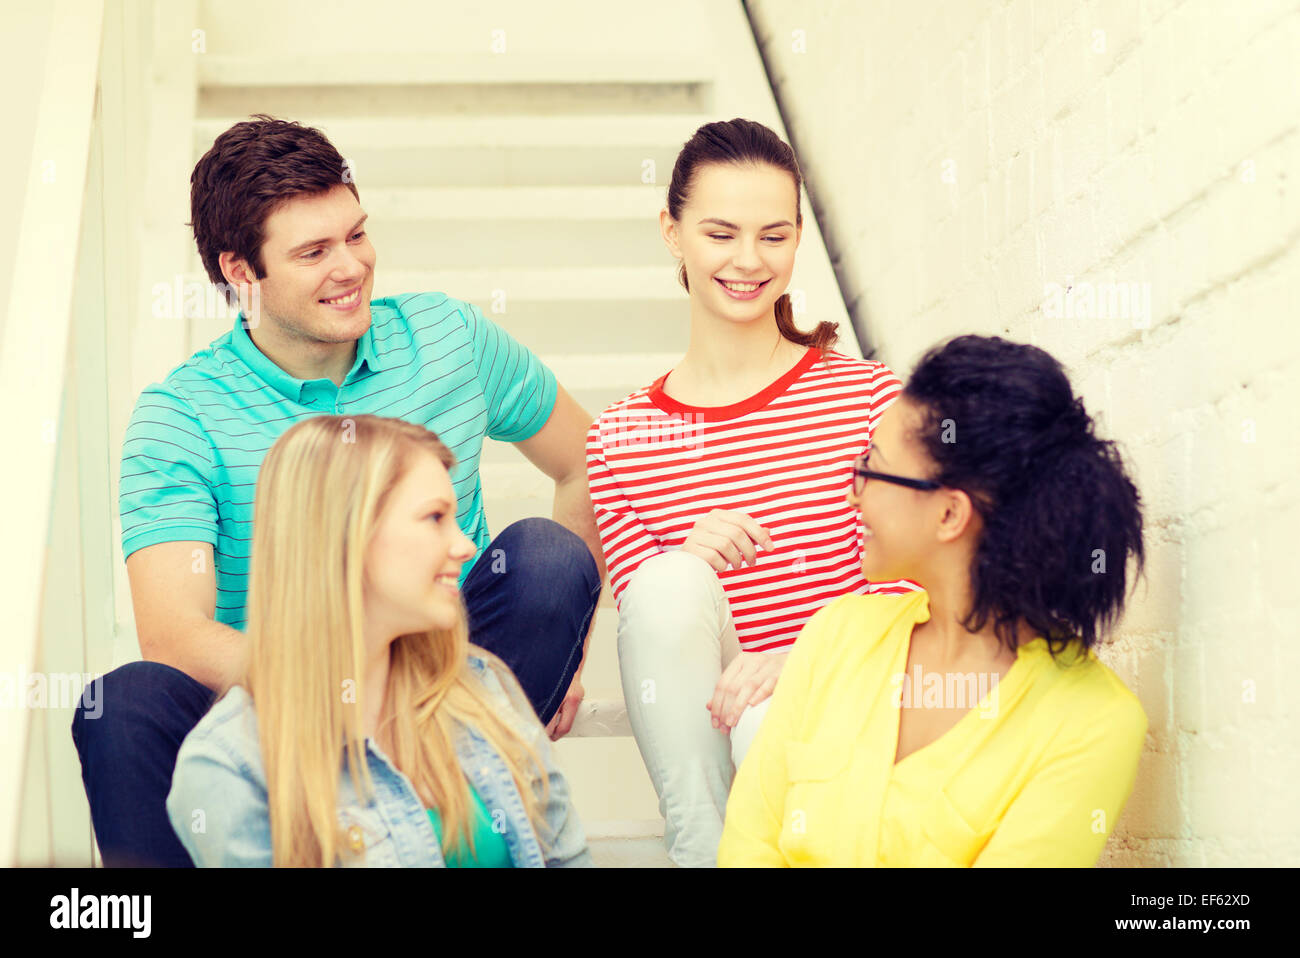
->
xmin=0 ymin=0 xmax=105 ymax=867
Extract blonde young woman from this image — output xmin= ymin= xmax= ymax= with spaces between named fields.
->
xmin=166 ymin=414 xmax=590 ymax=867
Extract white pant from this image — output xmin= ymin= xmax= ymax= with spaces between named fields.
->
xmin=618 ymin=550 xmax=773 ymax=867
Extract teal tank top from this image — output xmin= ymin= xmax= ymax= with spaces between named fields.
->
xmin=427 ymin=781 xmax=514 ymax=867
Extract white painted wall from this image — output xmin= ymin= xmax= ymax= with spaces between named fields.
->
xmin=748 ymin=0 xmax=1300 ymax=865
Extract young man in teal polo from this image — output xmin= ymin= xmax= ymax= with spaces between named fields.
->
xmin=72 ymin=115 xmax=606 ymax=867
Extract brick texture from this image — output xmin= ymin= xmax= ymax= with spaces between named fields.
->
xmin=749 ymin=0 xmax=1300 ymax=866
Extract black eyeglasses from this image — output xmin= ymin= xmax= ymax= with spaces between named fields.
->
xmin=851 ymin=452 xmax=942 ymax=495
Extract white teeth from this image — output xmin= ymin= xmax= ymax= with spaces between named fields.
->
xmin=720 ymin=280 xmax=761 ymax=292
xmin=321 ymin=288 xmax=359 ymax=305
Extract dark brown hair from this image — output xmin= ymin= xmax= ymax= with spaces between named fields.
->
xmin=189 ymin=114 xmax=357 ymax=306
xmin=666 ymin=118 xmax=838 ymax=354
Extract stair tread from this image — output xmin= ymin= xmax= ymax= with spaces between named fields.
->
xmin=196 ymin=113 xmax=713 ymax=148
xmin=198 ymin=53 xmax=711 ymax=87
xmin=363 ymin=185 xmax=667 ymax=220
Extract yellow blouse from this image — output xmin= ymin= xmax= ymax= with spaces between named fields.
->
xmin=718 ymin=590 xmax=1147 ymax=867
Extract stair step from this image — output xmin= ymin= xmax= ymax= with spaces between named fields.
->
xmin=575 ymin=607 xmax=621 ymax=698
xmin=541 ymin=353 xmax=679 ymax=390
xmin=481 ymin=463 xmax=562 ymax=499
xmin=197 ymin=53 xmax=711 ymax=88
xmin=567 ymin=696 xmax=631 ymax=738
xmin=372 ymin=218 xmax=664 ymax=271
xmin=365 ymin=185 xmax=666 ymax=221
xmin=361 ymin=187 xmax=669 ymax=270
xmin=551 ymin=735 xmax=661 ymax=827
xmin=198 ymin=77 xmax=707 ymax=122
xmin=588 ymin=835 xmax=672 ymax=867
xmin=474 ymin=300 xmax=690 ymax=356
xmin=375 ymin=267 xmax=685 ymax=302
xmin=194 ymin=121 xmax=697 ymax=188
xmin=196 ymin=114 xmax=712 ymax=152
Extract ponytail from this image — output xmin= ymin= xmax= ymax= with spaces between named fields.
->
xmin=774 ymin=293 xmax=839 ymax=356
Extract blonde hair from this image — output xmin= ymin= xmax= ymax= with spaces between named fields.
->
xmin=232 ymin=414 xmax=549 ymax=867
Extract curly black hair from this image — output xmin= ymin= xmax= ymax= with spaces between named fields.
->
xmin=902 ymin=335 xmax=1145 ymax=659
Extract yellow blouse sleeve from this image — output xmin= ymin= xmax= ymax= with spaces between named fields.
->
xmin=717 ymin=598 xmax=841 ymax=867
xmin=973 ymin=692 xmax=1147 ymax=867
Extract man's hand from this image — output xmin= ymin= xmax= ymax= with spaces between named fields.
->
xmin=706 ymin=651 xmax=789 ymax=731
xmin=546 ymin=672 xmax=585 ymax=741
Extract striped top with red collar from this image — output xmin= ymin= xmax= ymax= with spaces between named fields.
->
xmin=586 ymin=346 xmax=920 ymax=654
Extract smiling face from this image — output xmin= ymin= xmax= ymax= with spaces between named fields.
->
xmin=662 ymin=162 xmax=801 ymax=324
xmin=227 ymin=184 xmax=377 ymax=349
xmin=846 ymin=397 xmax=950 ymax=586
xmin=362 ymin=449 xmax=477 ymax=650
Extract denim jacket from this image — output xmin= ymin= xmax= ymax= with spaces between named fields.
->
xmin=165 ymin=652 xmax=592 ymax=867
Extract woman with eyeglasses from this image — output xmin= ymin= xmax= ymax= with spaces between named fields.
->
xmin=585 ymin=118 xmax=917 ymax=867
xmin=718 ymin=334 xmax=1148 ymax=866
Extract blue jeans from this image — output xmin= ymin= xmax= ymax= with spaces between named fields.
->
xmin=71 ymin=517 xmax=600 ymax=867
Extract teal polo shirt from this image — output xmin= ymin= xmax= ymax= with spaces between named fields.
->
xmin=119 ymin=291 xmax=557 ymax=631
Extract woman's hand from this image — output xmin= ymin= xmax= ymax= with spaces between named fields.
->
xmin=682 ymin=510 xmax=775 ymax=573
xmin=707 ymin=651 xmax=789 ymax=730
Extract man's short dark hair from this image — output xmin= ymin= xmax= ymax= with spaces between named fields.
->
xmin=189 ymin=114 xmax=356 ymax=306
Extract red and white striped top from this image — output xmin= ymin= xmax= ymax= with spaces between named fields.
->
xmin=586 ymin=346 xmax=921 ymax=654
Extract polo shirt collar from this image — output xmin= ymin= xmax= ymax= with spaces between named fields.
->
xmin=230 ymin=312 xmax=385 ymax=403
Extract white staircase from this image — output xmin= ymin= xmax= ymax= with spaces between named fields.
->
xmin=170 ymin=0 xmax=858 ymax=865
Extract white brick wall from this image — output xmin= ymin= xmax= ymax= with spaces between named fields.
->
xmin=748 ymin=0 xmax=1300 ymax=866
